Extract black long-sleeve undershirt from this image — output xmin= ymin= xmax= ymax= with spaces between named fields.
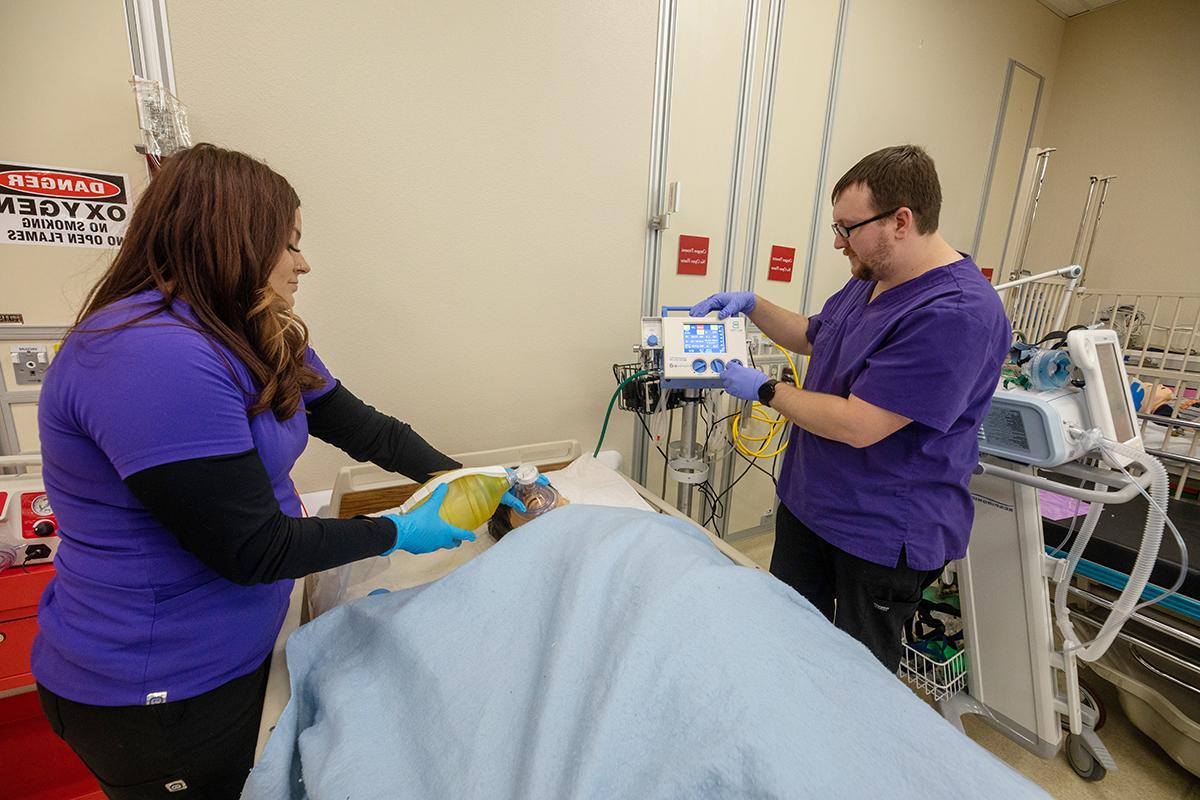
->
xmin=125 ymin=450 xmax=396 ymax=585
xmin=305 ymin=381 xmax=460 ymax=481
xmin=122 ymin=382 xmax=461 ymax=585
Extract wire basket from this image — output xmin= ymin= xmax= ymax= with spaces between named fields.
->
xmin=899 ymin=642 xmax=967 ymax=702
xmin=613 ymin=363 xmax=681 ymax=414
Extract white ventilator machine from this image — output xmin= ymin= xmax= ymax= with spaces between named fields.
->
xmin=634 ymin=307 xmax=752 ymax=515
xmin=946 ymin=328 xmax=1169 ymax=781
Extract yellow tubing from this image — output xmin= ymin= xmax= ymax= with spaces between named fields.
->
xmin=730 ymin=341 xmax=802 ymax=460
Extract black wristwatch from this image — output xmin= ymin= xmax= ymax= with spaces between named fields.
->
xmin=758 ymin=378 xmax=780 ymax=406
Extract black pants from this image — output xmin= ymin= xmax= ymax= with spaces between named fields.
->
xmin=771 ymin=504 xmax=944 ymax=671
xmin=37 ymin=657 xmax=269 ymax=799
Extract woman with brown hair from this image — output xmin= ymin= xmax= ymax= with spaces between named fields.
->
xmin=33 ymin=144 xmax=471 ymax=797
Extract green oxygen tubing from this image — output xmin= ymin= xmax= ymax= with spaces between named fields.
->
xmin=594 ymin=369 xmax=649 ymax=457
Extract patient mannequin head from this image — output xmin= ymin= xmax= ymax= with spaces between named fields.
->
xmin=488 ymin=482 xmax=570 ymax=540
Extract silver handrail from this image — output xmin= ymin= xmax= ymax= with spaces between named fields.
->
xmin=1068 ymin=585 xmax=1200 ymax=651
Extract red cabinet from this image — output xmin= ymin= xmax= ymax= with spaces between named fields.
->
xmin=0 ymin=564 xmax=103 ymax=799
xmin=0 ymin=564 xmax=53 ymax=693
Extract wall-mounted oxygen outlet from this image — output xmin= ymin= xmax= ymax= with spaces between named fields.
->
xmin=11 ymin=345 xmax=48 ymax=385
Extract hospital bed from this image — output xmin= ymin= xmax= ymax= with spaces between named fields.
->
xmin=255 ymin=439 xmax=757 ymax=759
xmin=249 ymin=441 xmax=1048 ymax=798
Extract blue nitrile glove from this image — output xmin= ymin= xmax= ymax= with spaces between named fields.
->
xmin=381 ymin=483 xmax=475 ymax=555
xmin=721 ymin=361 xmax=770 ymax=401
xmin=498 ymin=474 xmax=551 ymax=513
xmin=689 ymin=291 xmax=757 ymax=320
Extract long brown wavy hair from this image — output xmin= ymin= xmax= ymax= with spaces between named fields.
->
xmin=72 ymin=143 xmax=324 ymax=420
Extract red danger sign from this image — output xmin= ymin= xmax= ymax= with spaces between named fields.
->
xmin=1 ymin=170 xmax=122 ymax=200
xmin=1 ymin=160 xmax=131 ymax=249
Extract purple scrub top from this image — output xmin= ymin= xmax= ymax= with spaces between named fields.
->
xmin=777 ymin=255 xmax=1011 ymax=570
xmin=34 ymin=290 xmax=334 ymax=705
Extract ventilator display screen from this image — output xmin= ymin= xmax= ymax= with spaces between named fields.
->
xmin=1097 ymin=341 xmax=1136 ymax=442
xmin=683 ymin=323 xmax=726 ymax=353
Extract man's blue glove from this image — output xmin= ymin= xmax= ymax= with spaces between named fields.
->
xmin=690 ymin=291 xmax=757 ymax=320
xmin=721 ymin=361 xmax=770 ymax=401
xmin=498 ymin=474 xmax=551 ymax=513
xmin=381 ymin=483 xmax=475 ymax=555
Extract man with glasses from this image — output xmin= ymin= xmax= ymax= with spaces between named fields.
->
xmin=689 ymin=145 xmax=1011 ymax=671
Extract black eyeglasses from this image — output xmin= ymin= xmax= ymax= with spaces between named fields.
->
xmin=831 ymin=207 xmax=900 ymax=239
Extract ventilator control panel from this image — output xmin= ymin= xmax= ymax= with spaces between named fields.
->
xmin=643 ymin=313 xmax=750 ymax=388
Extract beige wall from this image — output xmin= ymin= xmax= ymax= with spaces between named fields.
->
xmin=976 ymin=66 xmax=1043 ymax=274
xmin=167 ymin=0 xmax=657 ymax=492
xmin=648 ymin=0 xmax=1066 ymax=531
xmin=3 ymin=1 xmax=1074 ymax=508
xmin=644 ymin=1 xmax=842 ymax=530
xmin=0 ymin=0 xmax=147 ymax=324
xmin=806 ymin=0 xmax=1065 ymax=314
xmin=0 ymin=0 xmax=145 ymax=456
xmin=1022 ymin=0 xmax=1200 ymax=293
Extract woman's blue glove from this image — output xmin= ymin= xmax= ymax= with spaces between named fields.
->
xmin=721 ymin=361 xmax=770 ymax=401
xmin=498 ymin=474 xmax=551 ymax=513
xmin=381 ymin=483 xmax=475 ymax=555
xmin=690 ymin=291 xmax=757 ymax=319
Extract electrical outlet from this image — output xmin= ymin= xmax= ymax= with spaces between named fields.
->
xmin=11 ymin=345 xmax=49 ymax=385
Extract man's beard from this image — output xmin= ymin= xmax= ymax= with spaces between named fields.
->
xmin=850 ymin=238 xmax=894 ymax=283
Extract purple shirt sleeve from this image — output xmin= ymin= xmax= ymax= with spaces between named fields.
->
xmin=805 ymin=311 xmax=824 ymax=346
xmin=850 ymin=307 xmax=996 ymax=433
xmin=76 ymin=328 xmax=256 ymax=478
xmin=303 ymin=347 xmax=336 ymax=404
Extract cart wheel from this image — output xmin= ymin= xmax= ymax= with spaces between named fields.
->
xmin=1060 ymin=678 xmax=1107 ymax=733
xmin=1066 ymin=733 xmax=1107 ymax=782
xmin=1079 ymin=678 xmax=1106 ymax=731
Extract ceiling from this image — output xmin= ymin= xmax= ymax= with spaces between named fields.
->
xmin=1037 ymin=0 xmax=1127 ymax=18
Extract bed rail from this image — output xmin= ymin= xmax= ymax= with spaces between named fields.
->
xmin=1071 ymin=288 xmax=1200 ymax=500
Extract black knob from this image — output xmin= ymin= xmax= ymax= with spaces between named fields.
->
xmin=33 ymin=520 xmax=56 ymax=538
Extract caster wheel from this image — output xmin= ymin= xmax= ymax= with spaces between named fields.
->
xmin=1062 ymin=678 xmax=1107 ymax=732
xmin=1066 ymin=733 xmax=1107 ymax=782
xmin=1079 ymin=678 xmax=1106 ymax=731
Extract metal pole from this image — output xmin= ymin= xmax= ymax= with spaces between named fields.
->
xmin=700 ymin=0 xmax=761 ymax=525
xmin=124 ymin=0 xmax=176 ymax=91
xmin=1081 ymin=176 xmax=1115 ymax=278
xmin=1070 ymin=177 xmax=1099 ymax=266
xmin=800 ymin=0 xmax=850 ymax=317
xmin=1008 ymin=147 xmax=1055 ymax=276
xmin=1053 ymin=272 xmax=1082 ymax=331
xmin=740 ymin=0 xmax=785 ymax=295
xmin=717 ymin=0 xmax=785 ymax=536
xmin=994 ymin=264 xmax=1082 ymax=293
xmin=633 ymin=0 xmax=678 ymax=485
xmin=971 ymin=60 xmax=1016 ymax=260
xmin=719 ymin=0 xmax=761 ymax=293
xmin=676 ymin=391 xmax=701 ymax=516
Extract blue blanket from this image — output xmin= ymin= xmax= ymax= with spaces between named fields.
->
xmin=245 ymin=505 xmax=1046 ymax=799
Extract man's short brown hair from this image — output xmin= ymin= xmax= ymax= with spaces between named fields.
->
xmin=831 ymin=145 xmax=942 ymax=234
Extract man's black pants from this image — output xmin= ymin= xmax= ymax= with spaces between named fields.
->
xmin=770 ymin=503 xmax=944 ymax=671
xmin=37 ymin=656 xmax=269 ymax=799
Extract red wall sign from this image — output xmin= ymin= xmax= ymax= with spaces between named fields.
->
xmin=767 ymin=245 xmax=795 ymax=282
xmin=980 ymin=266 xmax=995 ymax=282
xmin=677 ymin=234 xmax=709 ymax=276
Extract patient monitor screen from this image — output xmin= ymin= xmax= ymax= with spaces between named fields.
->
xmin=1097 ymin=341 xmax=1135 ymax=442
xmin=683 ymin=323 xmax=726 ymax=354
